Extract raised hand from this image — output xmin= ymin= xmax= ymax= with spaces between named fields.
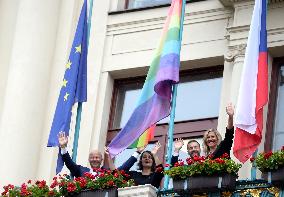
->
xmin=104 ymin=146 xmax=110 ymax=155
xmin=226 ymin=103 xmax=235 ymax=117
xmin=105 ymin=146 xmax=115 ymax=170
xmin=151 ymin=141 xmax=161 ymax=155
xmin=137 ymin=145 xmax=146 ymax=154
xmin=174 ymin=138 xmax=184 ymax=151
xmin=58 ymin=131 xmax=68 ymax=148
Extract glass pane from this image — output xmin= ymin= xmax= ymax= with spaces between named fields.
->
xmin=112 ymin=75 xmax=223 ymax=129
xmin=160 ymin=78 xmax=222 ymax=123
xmin=273 ymin=65 xmax=284 ymax=151
xmin=128 ymin=0 xmax=171 ymax=9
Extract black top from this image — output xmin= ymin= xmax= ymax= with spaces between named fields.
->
xmin=210 ymin=127 xmax=234 ymax=159
xmin=127 ymin=164 xmax=164 ymax=189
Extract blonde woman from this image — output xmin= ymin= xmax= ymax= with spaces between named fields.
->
xmin=203 ymin=103 xmax=234 ymax=159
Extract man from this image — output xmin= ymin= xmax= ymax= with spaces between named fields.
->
xmin=171 ymin=138 xmax=201 ymax=166
xmin=58 ymin=131 xmax=105 ymax=177
xmin=58 ymin=131 xmax=137 ymax=177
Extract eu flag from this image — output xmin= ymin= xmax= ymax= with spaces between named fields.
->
xmin=47 ymin=0 xmax=88 ymax=174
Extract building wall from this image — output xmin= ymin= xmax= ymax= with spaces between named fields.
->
xmin=0 ymin=0 xmax=283 ymax=186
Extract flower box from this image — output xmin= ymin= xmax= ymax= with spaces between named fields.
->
xmin=67 ymin=189 xmax=118 ymax=197
xmin=173 ymin=174 xmax=237 ymax=193
xmin=263 ymin=167 xmax=284 ymax=186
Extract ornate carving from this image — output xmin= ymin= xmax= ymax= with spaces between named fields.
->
xmin=225 ymin=44 xmax=247 ymax=62
xmin=233 ymin=187 xmax=280 ymax=197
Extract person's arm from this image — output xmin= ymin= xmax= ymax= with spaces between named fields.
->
xmin=58 ymin=132 xmax=82 ymax=177
xmin=170 ymin=138 xmax=184 ymax=166
xmin=104 ymin=147 xmax=116 ymax=170
xmin=226 ymin=103 xmax=234 ymax=130
xmin=118 ymin=146 xmax=146 ymax=171
xmin=212 ymin=104 xmax=235 ymax=159
xmin=151 ymin=142 xmax=162 ymax=166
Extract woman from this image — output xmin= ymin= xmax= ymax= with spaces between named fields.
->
xmin=107 ymin=142 xmax=164 ymax=189
xmin=203 ymin=103 xmax=234 ymax=159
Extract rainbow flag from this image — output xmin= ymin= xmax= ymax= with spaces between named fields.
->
xmin=108 ymin=0 xmax=183 ymax=157
xmin=129 ymin=125 xmax=155 ymax=148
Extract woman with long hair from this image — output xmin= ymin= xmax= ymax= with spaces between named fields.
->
xmin=107 ymin=142 xmax=164 ymax=189
xmin=203 ymin=103 xmax=235 ymax=159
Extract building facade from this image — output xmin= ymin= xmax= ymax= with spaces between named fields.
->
xmin=0 ymin=0 xmax=283 ymax=186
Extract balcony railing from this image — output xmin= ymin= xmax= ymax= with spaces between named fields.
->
xmin=157 ymin=180 xmax=284 ymax=197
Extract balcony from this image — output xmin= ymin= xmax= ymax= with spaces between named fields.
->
xmin=117 ymin=181 xmax=284 ymax=197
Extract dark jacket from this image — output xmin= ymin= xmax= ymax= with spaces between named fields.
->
xmin=62 ymin=152 xmax=137 ymax=177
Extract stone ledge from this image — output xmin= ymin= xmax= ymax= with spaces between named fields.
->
xmin=118 ymin=184 xmax=157 ymax=197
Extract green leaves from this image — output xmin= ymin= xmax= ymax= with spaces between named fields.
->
xmin=165 ymin=157 xmax=241 ymax=180
xmin=254 ymin=148 xmax=284 ymax=172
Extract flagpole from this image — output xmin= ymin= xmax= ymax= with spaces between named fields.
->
xmin=163 ymin=0 xmax=186 ymax=190
xmin=72 ymin=0 xmax=94 ymax=162
xmin=250 ymin=150 xmax=257 ymax=180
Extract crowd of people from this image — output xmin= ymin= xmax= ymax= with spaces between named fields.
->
xmin=58 ymin=103 xmax=235 ymax=189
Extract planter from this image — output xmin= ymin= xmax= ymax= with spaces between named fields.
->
xmin=173 ymin=174 xmax=237 ymax=193
xmin=263 ymin=167 xmax=284 ymax=186
xmin=67 ymin=189 xmax=118 ymax=197
xmin=173 ymin=179 xmax=187 ymax=190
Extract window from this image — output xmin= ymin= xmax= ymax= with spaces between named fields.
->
xmin=107 ymin=66 xmax=223 ymax=166
xmin=266 ymin=58 xmax=284 ymax=151
xmin=126 ymin=0 xmax=171 ymax=9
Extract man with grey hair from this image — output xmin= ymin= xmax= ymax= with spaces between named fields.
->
xmin=58 ymin=131 xmax=105 ymax=177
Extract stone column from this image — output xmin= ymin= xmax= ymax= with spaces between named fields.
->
xmin=0 ymin=0 xmax=19 ymax=119
xmin=224 ymin=44 xmax=252 ymax=180
xmin=226 ymin=44 xmax=246 ymax=105
xmin=0 ymin=0 xmax=60 ymax=185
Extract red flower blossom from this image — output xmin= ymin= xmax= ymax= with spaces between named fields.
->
xmin=48 ymin=190 xmax=55 ymax=196
xmin=221 ymin=153 xmax=229 ymax=158
xmin=215 ymin=158 xmax=225 ymax=164
xmin=37 ymin=180 xmax=46 ymax=189
xmin=250 ymin=157 xmax=255 ymax=162
xmin=50 ymin=179 xmax=58 ymax=189
xmin=107 ymin=180 xmax=114 ymax=187
xmin=165 ymin=163 xmax=170 ymax=168
xmin=67 ymin=182 xmax=77 ymax=192
xmin=186 ymin=158 xmax=193 ymax=165
xmin=264 ymin=151 xmax=273 ymax=159
xmin=155 ymin=166 xmax=164 ymax=173
xmin=193 ymin=156 xmax=200 ymax=162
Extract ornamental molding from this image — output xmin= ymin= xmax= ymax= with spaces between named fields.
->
xmin=219 ymin=0 xmax=284 ymax=7
xmin=225 ymin=44 xmax=246 ymax=62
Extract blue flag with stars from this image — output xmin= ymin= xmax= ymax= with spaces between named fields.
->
xmin=47 ymin=0 xmax=88 ymax=174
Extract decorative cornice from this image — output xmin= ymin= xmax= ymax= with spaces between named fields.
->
xmin=219 ymin=0 xmax=284 ymax=7
xmin=225 ymin=44 xmax=246 ymax=62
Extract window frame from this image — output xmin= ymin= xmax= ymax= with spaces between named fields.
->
xmin=265 ymin=57 xmax=284 ymax=151
xmin=106 ymin=65 xmax=223 ymax=163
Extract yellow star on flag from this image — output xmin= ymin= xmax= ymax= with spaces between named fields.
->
xmin=66 ymin=60 xmax=72 ymax=69
xmin=64 ymin=92 xmax=69 ymax=101
xmin=75 ymin=44 xmax=81 ymax=53
xmin=62 ymin=79 xmax=68 ymax=87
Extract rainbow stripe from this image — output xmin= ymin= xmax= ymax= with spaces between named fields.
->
xmin=130 ymin=125 xmax=155 ymax=148
xmin=108 ymin=0 xmax=183 ymax=157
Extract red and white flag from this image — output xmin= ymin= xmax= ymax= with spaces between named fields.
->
xmin=233 ymin=0 xmax=268 ymax=163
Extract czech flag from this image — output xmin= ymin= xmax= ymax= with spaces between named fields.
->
xmin=233 ymin=0 xmax=268 ymax=163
